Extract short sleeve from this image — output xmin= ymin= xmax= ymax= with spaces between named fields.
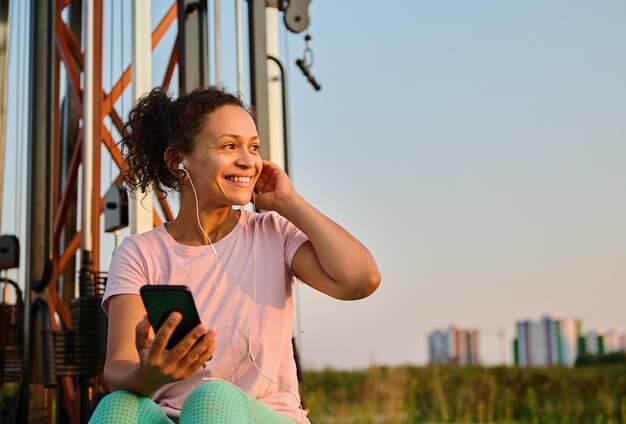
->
xmin=102 ymin=237 xmax=148 ymax=314
xmin=276 ymin=213 xmax=309 ymax=274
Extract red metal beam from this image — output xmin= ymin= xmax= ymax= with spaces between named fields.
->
xmin=58 ymin=232 xmax=81 ymax=274
xmin=53 ymin=133 xmax=82 ymax=249
xmin=101 ymin=67 xmax=131 ymax=121
xmin=55 ymin=18 xmax=83 ymax=111
xmin=162 ymin=43 xmax=178 ymax=91
xmin=100 ymin=123 xmax=125 ymax=169
xmin=157 ymin=196 xmax=174 ymax=223
xmin=53 ymin=292 xmax=72 ymax=330
xmin=60 ymin=19 xmax=83 ymax=68
xmin=154 ymin=210 xmax=163 ymax=227
xmin=153 ymin=2 xmax=178 ymax=49
xmin=109 ymin=107 xmax=125 ymax=137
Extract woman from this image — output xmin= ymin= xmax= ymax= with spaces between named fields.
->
xmin=90 ymin=87 xmax=380 ymax=423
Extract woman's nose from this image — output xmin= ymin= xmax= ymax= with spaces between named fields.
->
xmin=236 ymin=150 xmax=256 ymax=168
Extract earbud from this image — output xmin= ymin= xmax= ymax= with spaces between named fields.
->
xmin=178 ymin=162 xmax=186 ymax=171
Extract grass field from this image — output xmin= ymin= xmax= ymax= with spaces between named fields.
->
xmin=300 ymin=365 xmax=626 ymax=423
xmin=2 ymin=366 xmax=624 ymax=423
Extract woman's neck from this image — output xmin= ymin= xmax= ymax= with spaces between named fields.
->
xmin=168 ymin=203 xmax=240 ymax=246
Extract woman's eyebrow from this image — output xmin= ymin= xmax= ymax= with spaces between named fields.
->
xmin=215 ymin=133 xmax=259 ymax=141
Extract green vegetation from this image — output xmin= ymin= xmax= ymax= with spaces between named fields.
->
xmin=576 ymin=352 xmax=626 ymax=367
xmin=301 ymin=365 xmax=626 ymax=423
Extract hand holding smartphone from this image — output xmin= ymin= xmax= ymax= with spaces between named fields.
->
xmin=140 ymin=285 xmax=202 ymax=350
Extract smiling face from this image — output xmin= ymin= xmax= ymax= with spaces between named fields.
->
xmin=181 ymin=105 xmax=262 ymax=208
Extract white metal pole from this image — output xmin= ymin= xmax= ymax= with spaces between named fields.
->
xmin=130 ymin=0 xmax=153 ymax=234
xmin=82 ymin=0 xmax=94 ymax=252
xmin=235 ymin=0 xmax=244 ymax=95
xmin=214 ymin=0 xmax=221 ymax=84
xmin=265 ymin=7 xmax=284 ymax=169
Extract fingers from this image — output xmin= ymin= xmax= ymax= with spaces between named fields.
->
xmin=160 ymin=324 xmax=215 ymax=370
xmin=255 ymin=161 xmax=283 ymax=194
xmin=148 ymin=311 xmax=182 ymax=359
xmin=182 ymin=330 xmax=217 ymax=371
xmin=135 ymin=315 xmax=150 ymax=352
xmin=166 ymin=322 xmax=207 ymax=361
xmin=141 ymin=312 xmax=217 ymax=381
xmin=254 ymin=174 xmax=270 ymax=193
xmin=257 ymin=160 xmax=280 ymax=185
xmin=260 ymin=159 xmax=275 ymax=170
xmin=162 ymin=326 xmax=216 ymax=379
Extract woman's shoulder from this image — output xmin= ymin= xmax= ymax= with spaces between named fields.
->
xmin=243 ymin=210 xmax=295 ymax=231
xmin=115 ymin=225 xmax=168 ymax=255
xmin=243 ymin=209 xmax=291 ymax=224
xmin=242 ymin=210 xmax=307 ymax=250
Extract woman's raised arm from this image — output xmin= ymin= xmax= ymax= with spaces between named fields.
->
xmin=253 ymin=160 xmax=381 ymax=300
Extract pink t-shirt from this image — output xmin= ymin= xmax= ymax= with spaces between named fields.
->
xmin=103 ymin=210 xmax=310 ymax=422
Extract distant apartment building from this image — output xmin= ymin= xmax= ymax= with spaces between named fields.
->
xmin=428 ymin=326 xmax=480 ymax=365
xmin=513 ymin=314 xmax=580 ymax=367
xmin=605 ymin=330 xmax=626 ymax=353
xmin=583 ymin=329 xmax=626 ymax=355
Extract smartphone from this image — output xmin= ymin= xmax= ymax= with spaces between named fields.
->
xmin=140 ymin=285 xmax=202 ymax=350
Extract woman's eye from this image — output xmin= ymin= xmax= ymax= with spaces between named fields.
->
xmin=250 ymin=144 xmax=260 ymax=152
xmin=223 ymin=143 xmax=236 ymax=150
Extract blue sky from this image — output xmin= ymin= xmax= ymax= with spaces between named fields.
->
xmin=284 ymin=1 xmax=626 ymax=368
xmin=3 ymin=1 xmax=626 ymax=369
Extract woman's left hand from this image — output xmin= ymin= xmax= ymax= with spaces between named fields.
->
xmin=253 ymin=160 xmax=298 ymax=212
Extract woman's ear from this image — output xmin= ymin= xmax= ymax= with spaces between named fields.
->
xmin=164 ymin=146 xmax=183 ymax=177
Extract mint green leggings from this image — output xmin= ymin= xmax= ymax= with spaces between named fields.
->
xmin=88 ymin=380 xmax=296 ymax=423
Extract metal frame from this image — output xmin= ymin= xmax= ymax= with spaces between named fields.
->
xmin=16 ymin=1 xmax=182 ymax=422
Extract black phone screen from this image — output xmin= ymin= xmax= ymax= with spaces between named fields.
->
xmin=140 ymin=285 xmax=202 ymax=350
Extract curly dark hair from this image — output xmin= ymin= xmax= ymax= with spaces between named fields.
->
xmin=120 ymin=87 xmax=250 ymax=198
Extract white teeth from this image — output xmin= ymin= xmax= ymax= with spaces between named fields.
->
xmin=227 ymin=176 xmax=251 ymax=183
